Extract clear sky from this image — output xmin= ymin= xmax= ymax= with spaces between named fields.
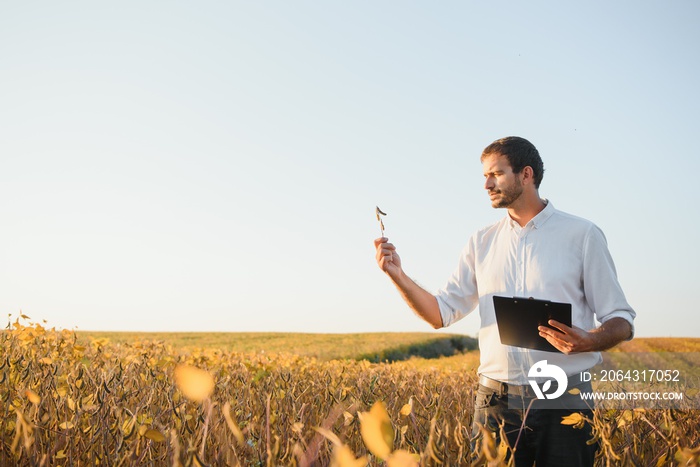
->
xmin=1 ymin=2 xmax=698 ymax=337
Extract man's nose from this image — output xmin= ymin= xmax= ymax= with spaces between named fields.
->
xmin=484 ymin=177 xmax=494 ymax=190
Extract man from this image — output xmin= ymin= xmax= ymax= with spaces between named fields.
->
xmin=374 ymin=136 xmax=635 ymax=466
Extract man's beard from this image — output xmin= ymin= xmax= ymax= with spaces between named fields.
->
xmin=489 ymin=180 xmax=523 ymax=208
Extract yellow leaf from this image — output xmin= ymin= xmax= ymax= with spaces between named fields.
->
xmin=617 ymin=409 xmax=634 ymax=428
xmin=55 ymin=449 xmax=66 ymax=459
xmin=560 ymin=412 xmax=585 ymax=428
xmin=399 ymin=399 xmax=412 ymax=417
xmin=387 ymin=449 xmax=420 ymax=467
xmin=222 ymin=402 xmax=244 ymax=445
xmin=567 ymin=387 xmax=581 ymax=395
xmin=59 ymin=421 xmax=75 ymax=430
xmin=144 ymin=428 xmax=166 ymax=442
xmin=331 ymin=444 xmax=367 ymax=467
xmin=40 ymin=357 xmax=53 ymax=365
xmin=122 ymin=417 xmax=136 ymax=436
xmin=359 ymin=401 xmax=394 ymax=460
xmin=560 ymin=412 xmax=583 ymax=425
xmin=25 ymin=389 xmax=41 ymax=405
xmin=174 ymin=364 xmax=215 ymax=402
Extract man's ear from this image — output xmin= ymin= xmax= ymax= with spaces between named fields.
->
xmin=521 ymin=166 xmax=535 ymax=185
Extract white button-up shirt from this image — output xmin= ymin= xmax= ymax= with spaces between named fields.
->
xmin=436 ymin=200 xmax=635 ymax=384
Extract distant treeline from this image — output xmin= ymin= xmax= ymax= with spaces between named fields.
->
xmin=357 ymin=335 xmax=478 ymax=363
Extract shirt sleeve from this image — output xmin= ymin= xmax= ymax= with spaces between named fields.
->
xmin=582 ymin=224 xmax=636 ymax=339
xmin=435 ymin=235 xmax=480 ymax=327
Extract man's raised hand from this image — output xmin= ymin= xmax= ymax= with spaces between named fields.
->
xmin=374 ymin=237 xmax=402 ymax=279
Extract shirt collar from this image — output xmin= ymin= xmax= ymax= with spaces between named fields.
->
xmin=530 ymin=199 xmax=555 ymax=228
xmin=507 ymin=199 xmax=555 ymax=230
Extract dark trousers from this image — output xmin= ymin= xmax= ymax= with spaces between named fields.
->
xmin=471 ymin=383 xmax=598 ymax=466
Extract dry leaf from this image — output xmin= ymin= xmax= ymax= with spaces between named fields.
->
xmin=560 ymin=412 xmax=585 ymax=428
xmin=144 ymin=428 xmax=166 ymax=442
xmin=122 ymin=416 xmax=136 ymax=436
xmin=359 ymin=401 xmax=394 ymax=460
xmin=387 ymin=449 xmax=420 ymax=467
xmin=399 ymin=398 xmax=412 ymax=417
xmin=331 ymin=444 xmax=367 ymax=467
xmin=25 ymin=389 xmax=40 ymax=405
xmin=222 ymin=401 xmax=244 ymax=445
xmin=174 ymin=364 xmax=215 ymax=402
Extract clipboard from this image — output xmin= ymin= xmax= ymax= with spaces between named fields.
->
xmin=493 ymin=295 xmax=572 ymax=353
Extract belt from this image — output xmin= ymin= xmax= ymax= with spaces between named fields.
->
xmin=479 ymin=373 xmax=586 ymax=397
xmin=479 ymin=375 xmax=533 ymax=397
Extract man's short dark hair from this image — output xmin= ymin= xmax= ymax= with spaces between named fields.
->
xmin=481 ymin=136 xmax=545 ymax=188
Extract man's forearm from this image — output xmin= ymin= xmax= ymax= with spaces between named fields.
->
xmin=391 ymin=271 xmax=443 ymax=329
xmin=588 ymin=317 xmax=633 ymax=351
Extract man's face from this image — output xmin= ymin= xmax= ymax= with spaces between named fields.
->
xmin=482 ymin=153 xmax=524 ymax=208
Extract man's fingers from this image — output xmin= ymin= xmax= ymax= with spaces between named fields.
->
xmin=546 ymin=319 xmax=572 ymax=333
xmin=539 ymin=321 xmax=591 ymax=354
xmin=538 ymin=324 xmax=563 ymax=338
xmin=373 ymin=237 xmax=387 ymax=248
xmin=539 ymin=327 xmax=561 ymax=340
xmin=375 ymin=239 xmax=394 ymax=259
xmin=374 ymin=239 xmax=396 ymax=257
xmin=374 ymin=237 xmax=401 ymax=276
xmin=377 ymin=247 xmax=395 ymax=263
xmin=538 ymin=329 xmax=575 ymax=353
xmin=543 ymin=335 xmax=573 ymax=354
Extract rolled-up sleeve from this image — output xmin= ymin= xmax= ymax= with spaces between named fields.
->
xmin=582 ymin=225 xmax=636 ymax=339
xmin=435 ymin=236 xmax=480 ymax=327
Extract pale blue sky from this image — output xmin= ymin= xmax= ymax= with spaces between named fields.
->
xmin=1 ymin=2 xmax=698 ymax=337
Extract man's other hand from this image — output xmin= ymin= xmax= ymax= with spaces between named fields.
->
xmin=539 ymin=317 xmax=633 ymax=354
